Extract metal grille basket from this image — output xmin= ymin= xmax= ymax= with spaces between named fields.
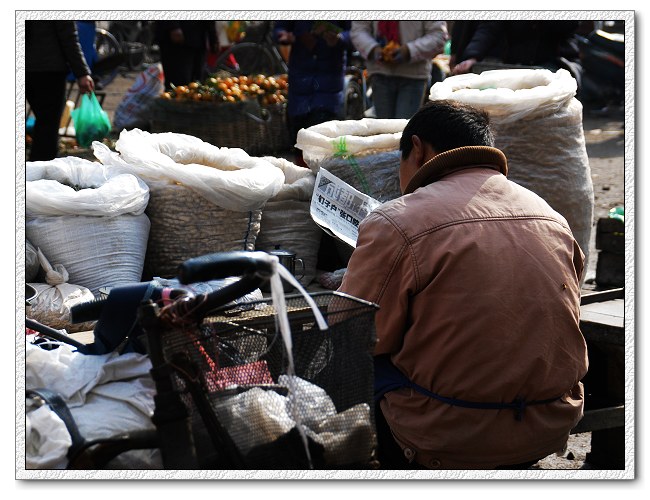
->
xmin=145 ymin=291 xmax=379 ymax=470
xmin=150 ymin=98 xmax=290 ymax=156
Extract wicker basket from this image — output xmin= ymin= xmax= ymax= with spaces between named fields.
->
xmin=150 ymin=98 xmax=291 ymax=156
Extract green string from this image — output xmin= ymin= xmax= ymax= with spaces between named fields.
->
xmin=331 ymin=137 xmax=371 ymax=194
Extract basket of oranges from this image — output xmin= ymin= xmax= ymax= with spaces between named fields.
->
xmin=150 ymin=74 xmax=291 ymax=156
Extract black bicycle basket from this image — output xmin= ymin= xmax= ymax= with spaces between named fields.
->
xmin=143 ymin=291 xmax=379 ymax=470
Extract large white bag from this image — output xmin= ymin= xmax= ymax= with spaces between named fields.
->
xmin=26 ymin=157 xmax=151 ymax=295
xmin=93 ymin=129 xmax=284 ymax=211
xmin=429 ymin=68 xmax=594 ymax=266
xmin=296 ymin=118 xmax=407 ymax=203
xmin=93 ymin=135 xmax=279 ymax=279
xmin=26 ymin=156 xmax=149 ymax=217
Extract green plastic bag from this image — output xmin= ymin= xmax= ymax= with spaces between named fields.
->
xmin=71 ymin=92 xmax=112 ymax=148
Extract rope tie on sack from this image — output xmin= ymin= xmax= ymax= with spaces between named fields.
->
xmin=332 ymin=137 xmax=371 ymax=195
xmin=37 ymin=248 xmax=69 ymax=286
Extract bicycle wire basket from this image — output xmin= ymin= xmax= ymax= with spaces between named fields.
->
xmin=141 ymin=290 xmax=379 ymax=470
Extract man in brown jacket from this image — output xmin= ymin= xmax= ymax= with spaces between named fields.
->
xmin=337 ymin=100 xmax=588 ymax=469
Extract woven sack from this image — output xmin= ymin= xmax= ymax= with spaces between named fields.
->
xmin=142 ymin=181 xmax=261 ymax=280
xmin=255 ymin=157 xmax=321 ymax=286
xmin=26 ymin=214 xmax=150 ymax=296
xmin=430 ymin=69 xmax=594 ymax=266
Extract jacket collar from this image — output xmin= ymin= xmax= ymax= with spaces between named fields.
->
xmin=403 ymin=146 xmax=508 ymax=195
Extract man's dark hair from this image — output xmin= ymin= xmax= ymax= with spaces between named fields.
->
xmin=399 ymin=100 xmax=495 ymax=159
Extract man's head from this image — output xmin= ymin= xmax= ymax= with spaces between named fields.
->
xmin=398 ymin=100 xmax=495 ymax=191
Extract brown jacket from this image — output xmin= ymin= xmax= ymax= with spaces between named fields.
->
xmin=338 ymin=146 xmax=588 ymax=469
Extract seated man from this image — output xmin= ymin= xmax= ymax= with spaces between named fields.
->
xmin=337 ymin=100 xmax=588 ymax=470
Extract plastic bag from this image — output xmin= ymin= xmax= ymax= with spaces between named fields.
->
xmin=71 ymin=92 xmax=112 ymax=147
xmin=113 ymin=63 xmax=165 ymax=131
xmin=26 ymin=156 xmax=150 ymax=217
xmin=27 ymin=249 xmax=97 ymax=332
xmin=92 ymin=129 xmax=284 ymax=211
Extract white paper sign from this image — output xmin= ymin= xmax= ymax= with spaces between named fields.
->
xmin=310 ymin=168 xmax=382 ymax=248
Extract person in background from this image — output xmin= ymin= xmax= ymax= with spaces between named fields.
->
xmin=337 ymin=99 xmax=588 ymax=469
xmin=448 ymin=20 xmax=504 ymax=75
xmin=25 ymin=20 xmax=95 ymax=161
xmin=350 ymin=21 xmax=447 ymax=119
xmin=155 ymin=20 xmax=218 ymax=90
xmin=450 ymin=20 xmax=583 ymax=89
xmin=273 ymin=20 xmax=352 ymax=167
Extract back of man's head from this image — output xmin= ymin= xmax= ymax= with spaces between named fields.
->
xmin=400 ymin=100 xmax=495 ymax=159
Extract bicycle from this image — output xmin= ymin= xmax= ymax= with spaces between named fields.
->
xmin=107 ymin=20 xmax=160 ymax=71
xmin=210 ymin=21 xmax=288 ymax=77
xmin=26 ymin=251 xmax=379 ymax=470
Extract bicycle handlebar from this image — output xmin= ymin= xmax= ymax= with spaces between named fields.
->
xmin=177 ymin=250 xmax=275 ymax=285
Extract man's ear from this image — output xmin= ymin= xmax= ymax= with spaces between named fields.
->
xmin=411 ymin=134 xmax=425 ymax=166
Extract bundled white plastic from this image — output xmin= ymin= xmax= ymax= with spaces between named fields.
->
xmin=255 ymin=156 xmax=322 ymax=286
xmin=27 ymin=250 xmax=97 ymax=333
xmin=429 ymin=68 xmax=594 ymax=266
xmin=429 ymin=68 xmax=578 ymax=125
xmin=93 ymin=129 xmax=284 ymax=212
xmin=93 ymin=133 xmax=287 ymax=279
xmin=212 ymin=376 xmax=375 ymax=466
xmin=26 ymin=157 xmax=151 ymax=295
xmin=26 ymin=339 xmax=158 ymax=469
xmin=26 ymin=156 xmax=149 ymax=217
xmin=296 ymin=118 xmax=407 ymax=202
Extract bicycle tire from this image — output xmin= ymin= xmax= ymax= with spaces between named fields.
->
xmin=213 ymin=42 xmax=279 ymax=76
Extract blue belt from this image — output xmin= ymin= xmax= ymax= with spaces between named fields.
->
xmin=374 ymin=355 xmax=561 ymax=421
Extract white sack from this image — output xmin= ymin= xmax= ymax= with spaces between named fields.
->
xmin=296 ymin=119 xmax=406 ymax=202
xmin=429 ymin=68 xmax=594 ymax=267
xmin=93 ymin=129 xmax=284 ymax=211
xmin=428 ymin=68 xmax=577 ymax=124
xmin=26 ymin=213 xmax=150 ymax=296
xmin=260 ymin=155 xmax=315 ymax=201
xmin=296 ymin=117 xmax=407 ymax=170
xmin=26 ymin=156 xmax=149 ymax=217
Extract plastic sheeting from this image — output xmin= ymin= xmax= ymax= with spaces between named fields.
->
xmin=93 ymin=129 xmax=284 ymax=212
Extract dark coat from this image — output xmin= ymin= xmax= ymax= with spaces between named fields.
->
xmin=460 ymin=21 xmax=581 ymax=66
xmin=273 ymin=20 xmax=351 ymax=117
xmin=25 ymin=20 xmax=91 ymax=77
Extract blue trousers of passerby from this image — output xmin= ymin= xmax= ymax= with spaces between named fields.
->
xmin=370 ymin=74 xmax=429 ymax=119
